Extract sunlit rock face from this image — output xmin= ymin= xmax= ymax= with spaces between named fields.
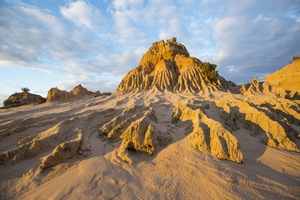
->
xmin=116 ymin=37 xmax=238 ymax=93
xmin=265 ymin=57 xmax=300 ymax=97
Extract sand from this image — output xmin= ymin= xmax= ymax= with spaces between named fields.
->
xmin=0 ymin=91 xmax=299 ymax=199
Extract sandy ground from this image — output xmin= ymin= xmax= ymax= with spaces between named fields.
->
xmin=0 ymin=91 xmax=299 ymax=199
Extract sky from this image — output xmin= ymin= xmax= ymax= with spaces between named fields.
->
xmin=1 ymin=0 xmax=300 ymax=104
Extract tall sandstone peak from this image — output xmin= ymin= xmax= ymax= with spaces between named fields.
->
xmin=116 ymin=37 xmax=238 ymax=93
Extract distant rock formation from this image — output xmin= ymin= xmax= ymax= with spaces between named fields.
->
xmin=241 ymin=57 xmax=300 ymax=99
xmin=3 ymin=92 xmax=46 ymax=108
xmin=46 ymin=84 xmax=108 ymax=103
xmin=240 ymin=77 xmax=287 ymax=98
xmin=116 ymin=37 xmax=238 ymax=93
xmin=265 ymin=57 xmax=300 ymax=96
xmin=46 ymin=88 xmax=73 ymax=103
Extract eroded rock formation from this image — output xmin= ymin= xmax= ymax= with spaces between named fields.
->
xmin=40 ymin=132 xmax=83 ymax=169
xmin=216 ymin=97 xmax=299 ymax=151
xmin=116 ymin=38 xmax=238 ymax=93
xmin=46 ymin=84 xmax=103 ymax=103
xmin=173 ymin=101 xmax=243 ymax=163
xmin=99 ymin=105 xmax=171 ymax=164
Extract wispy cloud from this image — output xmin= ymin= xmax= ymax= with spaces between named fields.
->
xmin=60 ymin=0 xmax=103 ymax=30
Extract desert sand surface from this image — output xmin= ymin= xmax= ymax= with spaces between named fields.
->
xmin=0 ymin=91 xmax=299 ymax=199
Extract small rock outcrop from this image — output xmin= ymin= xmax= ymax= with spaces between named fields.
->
xmin=46 ymin=84 xmax=103 ymax=103
xmin=3 ymin=92 xmax=46 ymax=108
xmin=116 ymin=37 xmax=237 ymax=93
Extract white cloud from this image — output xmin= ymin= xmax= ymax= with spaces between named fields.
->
xmin=21 ymin=6 xmax=66 ymax=37
xmin=112 ymin=0 xmax=144 ymax=11
xmin=60 ymin=0 xmax=102 ymax=30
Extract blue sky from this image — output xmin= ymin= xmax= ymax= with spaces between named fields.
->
xmin=1 ymin=0 xmax=300 ymax=104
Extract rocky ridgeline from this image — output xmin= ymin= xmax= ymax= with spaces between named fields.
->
xmin=116 ymin=37 xmax=238 ymax=93
xmin=240 ymin=77 xmax=288 ymax=98
xmin=2 ymin=84 xmax=111 ymax=108
xmin=46 ymin=84 xmax=110 ymax=103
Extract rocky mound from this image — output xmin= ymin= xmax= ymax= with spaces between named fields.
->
xmin=265 ymin=57 xmax=300 ymax=96
xmin=3 ymin=92 xmax=46 ymax=108
xmin=116 ymin=37 xmax=238 ymax=93
xmin=46 ymin=84 xmax=104 ymax=103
